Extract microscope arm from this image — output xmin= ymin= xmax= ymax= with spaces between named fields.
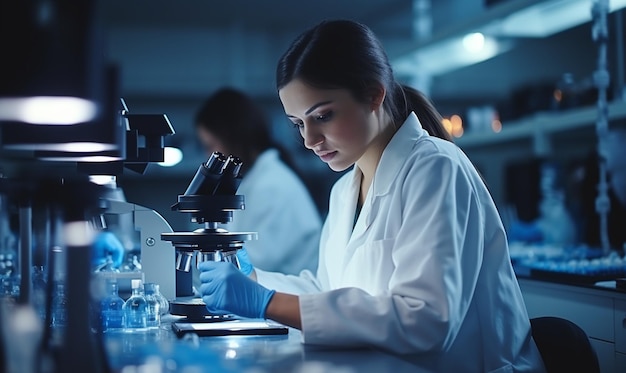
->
xmin=104 ymin=200 xmax=176 ymax=300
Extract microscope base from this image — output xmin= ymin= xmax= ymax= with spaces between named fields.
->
xmin=169 ymin=296 xmax=235 ymax=322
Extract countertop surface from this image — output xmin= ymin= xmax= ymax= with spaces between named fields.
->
xmin=103 ymin=317 xmax=432 ymax=373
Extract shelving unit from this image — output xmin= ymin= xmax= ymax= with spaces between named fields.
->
xmin=456 ymin=100 xmax=626 ymax=151
xmin=451 ymin=100 xmax=626 ymax=214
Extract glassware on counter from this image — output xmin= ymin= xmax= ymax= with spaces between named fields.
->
xmin=143 ymin=283 xmax=160 ymax=329
xmin=101 ymin=280 xmax=125 ymax=332
xmin=123 ymin=279 xmax=147 ymax=331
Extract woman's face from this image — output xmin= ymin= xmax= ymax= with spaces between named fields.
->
xmin=279 ymin=79 xmax=381 ymax=172
xmin=196 ymin=126 xmax=227 ymax=156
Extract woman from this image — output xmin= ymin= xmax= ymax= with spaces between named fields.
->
xmin=198 ymin=20 xmax=545 ymax=373
xmin=194 ymin=87 xmax=321 ymax=275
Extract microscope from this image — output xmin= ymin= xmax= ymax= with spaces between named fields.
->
xmin=79 ymin=98 xmax=178 ymax=300
xmin=162 ymin=151 xmax=257 ymax=320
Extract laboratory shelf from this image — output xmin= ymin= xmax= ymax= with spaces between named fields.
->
xmin=455 ymin=100 xmax=626 ymax=149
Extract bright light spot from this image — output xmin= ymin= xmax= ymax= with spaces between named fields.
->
xmin=463 ymin=33 xmax=485 ymax=53
xmin=0 ymin=96 xmax=98 ymax=125
xmin=225 ymin=349 xmax=237 ymax=359
xmin=393 ymin=34 xmax=507 ymax=77
xmin=450 ymin=115 xmax=463 ymax=129
xmin=492 ymin=120 xmax=503 ymax=133
xmin=158 ymin=147 xmax=183 ymax=167
xmin=442 ymin=118 xmax=453 ymax=134
xmin=89 ymin=175 xmax=116 ymax=186
xmin=63 ymin=142 xmax=115 ymax=152
xmin=3 ymin=141 xmax=118 ymax=152
xmin=39 ymin=155 xmax=122 ymax=162
xmin=63 ymin=221 xmax=95 ymax=246
xmin=449 ymin=114 xmax=464 ymax=138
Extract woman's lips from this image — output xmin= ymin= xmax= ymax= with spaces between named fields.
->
xmin=318 ymin=151 xmax=337 ymax=162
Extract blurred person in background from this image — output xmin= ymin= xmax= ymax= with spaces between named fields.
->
xmin=194 ymin=87 xmax=322 ymax=275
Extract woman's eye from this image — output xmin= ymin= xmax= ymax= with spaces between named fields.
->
xmin=315 ymin=111 xmax=333 ymax=122
xmin=291 ymin=120 xmax=304 ymax=129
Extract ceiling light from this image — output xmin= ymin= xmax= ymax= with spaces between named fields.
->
xmin=483 ymin=0 xmax=626 ymax=38
xmin=393 ymin=35 xmax=511 ymax=76
xmin=392 ymin=0 xmax=626 ymax=78
xmin=463 ymin=33 xmax=485 ymax=53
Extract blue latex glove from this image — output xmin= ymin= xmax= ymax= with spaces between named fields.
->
xmin=198 ymin=261 xmax=275 ymax=319
xmin=92 ymin=231 xmax=125 ymax=268
xmin=236 ymin=247 xmax=254 ymax=276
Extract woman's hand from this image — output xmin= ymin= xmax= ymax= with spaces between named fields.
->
xmin=198 ymin=261 xmax=275 ymax=318
xmin=92 ymin=231 xmax=125 ymax=268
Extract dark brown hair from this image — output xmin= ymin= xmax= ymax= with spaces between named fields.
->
xmin=194 ymin=87 xmax=273 ymax=167
xmin=276 ymin=19 xmax=452 ymax=142
xmin=194 ymin=87 xmax=300 ymax=174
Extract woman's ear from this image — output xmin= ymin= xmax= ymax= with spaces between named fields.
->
xmin=369 ymin=84 xmax=386 ymax=111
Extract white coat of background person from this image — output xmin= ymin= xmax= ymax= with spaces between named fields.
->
xmin=194 ymin=87 xmax=321 ymax=275
xmin=197 ymin=20 xmax=546 ymax=373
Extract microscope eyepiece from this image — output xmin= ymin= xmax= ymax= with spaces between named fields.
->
xmin=205 ymin=151 xmax=228 ymax=174
xmin=214 ymin=155 xmax=243 ymax=195
xmin=184 ymin=151 xmax=228 ymax=196
xmin=223 ymin=155 xmax=242 ymax=178
xmin=183 ymin=152 xmax=244 ymax=196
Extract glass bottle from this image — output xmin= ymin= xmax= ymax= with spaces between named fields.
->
xmin=51 ymin=283 xmax=68 ymax=328
xmin=101 ymin=280 xmax=125 ymax=332
xmin=143 ymin=283 xmax=160 ymax=329
xmin=122 ymin=279 xmax=147 ymax=331
xmin=153 ymin=284 xmax=169 ymax=315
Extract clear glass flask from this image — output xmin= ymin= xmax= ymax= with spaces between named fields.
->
xmin=153 ymin=284 xmax=169 ymax=315
xmin=122 ymin=279 xmax=147 ymax=331
xmin=143 ymin=283 xmax=160 ymax=329
xmin=101 ymin=280 xmax=125 ymax=331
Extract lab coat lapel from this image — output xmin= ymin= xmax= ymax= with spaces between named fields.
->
xmin=334 ymin=168 xmax=360 ymax=252
xmin=340 ymin=112 xmax=428 ymax=270
xmin=341 ymin=168 xmax=377 ymax=269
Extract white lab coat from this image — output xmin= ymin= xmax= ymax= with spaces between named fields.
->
xmin=256 ymin=113 xmax=546 ymax=373
xmin=229 ymin=148 xmax=321 ymax=275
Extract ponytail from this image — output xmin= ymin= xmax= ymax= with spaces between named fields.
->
xmin=393 ymin=84 xmax=452 ymax=142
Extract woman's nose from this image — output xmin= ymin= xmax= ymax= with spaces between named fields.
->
xmin=302 ymin=123 xmax=324 ymax=149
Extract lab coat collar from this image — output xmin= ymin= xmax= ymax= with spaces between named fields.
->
xmin=340 ymin=112 xmax=428 ymax=202
xmin=340 ymin=112 xmax=428 ymax=244
xmin=370 ymin=112 xmax=429 ymax=197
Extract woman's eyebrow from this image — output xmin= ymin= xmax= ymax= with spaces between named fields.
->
xmin=305 ymin=101 xmax=333 ymax=115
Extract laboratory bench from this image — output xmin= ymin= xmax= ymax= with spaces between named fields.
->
xmin=102 ymin=279 xmax=626 ymax=373
xmin=103 ymin=316 xmax=428 ymax=373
